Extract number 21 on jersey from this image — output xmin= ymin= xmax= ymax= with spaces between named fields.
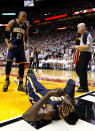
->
xmin=17 ymin=33 xmax=22 ymax=39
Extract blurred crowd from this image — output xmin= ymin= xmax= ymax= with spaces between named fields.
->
xmin=0 ymin=25 xmax=95 ymax=70
xmin=0 ymin=43 xmax=6 ymax=60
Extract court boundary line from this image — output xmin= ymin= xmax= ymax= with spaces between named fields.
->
xmin=0 ymin=115 xmax=22 ymax=127
xmin=75 ymin=90 xmax=95 ymax=98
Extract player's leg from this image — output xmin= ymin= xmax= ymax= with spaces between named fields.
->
xmin=18 ymin=63 xmax=25 ymax=92
xmin=26 ymin=69 xmax=50 ymax=104
xmin=14 ymin=48 xmax=30 ymax=84
xmin=27 ymin=70 xmax=49 ymax=93
xmin=14 ymin=62 xmax=29 ymax=84
xmin=15 ymin=47 xmax=27 ymax=92
xmin=26 ymin=70 xmax=53 ymax=110
xmin=3 ymin=61 xmax=13 ymax=92
xmin=3 ymin=49 xmax=14 ymax=92
xmin=26 ymin=75 xmax=42 ymax=104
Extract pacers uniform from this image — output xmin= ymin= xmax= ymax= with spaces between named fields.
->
xmin=26 ymin=70 xmax=76 ymax=128
xmin=7 ymin=19 xmax=27 ymax=64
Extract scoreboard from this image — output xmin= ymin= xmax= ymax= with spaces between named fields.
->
xmin=24 ymin=0 xmax=34 ymax=7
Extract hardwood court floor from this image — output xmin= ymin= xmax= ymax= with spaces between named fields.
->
xmin=0 ymin=66 xmax=95 ymax=122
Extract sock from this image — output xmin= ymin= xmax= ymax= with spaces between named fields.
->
xmin=19 ymin=81 xmax=23 ymax=85
xmin=17 ymin=76 xmax=19 ymax=79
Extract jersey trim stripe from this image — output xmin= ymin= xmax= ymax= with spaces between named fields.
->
xmin=27 ymin=76 xmax=43 ymax=98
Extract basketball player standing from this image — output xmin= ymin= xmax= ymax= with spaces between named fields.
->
xmin=3 ymin=11 xmax=28 ymax=92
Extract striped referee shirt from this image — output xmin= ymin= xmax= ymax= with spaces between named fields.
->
xmin=80 ymin=31 xmax=93 ymax=52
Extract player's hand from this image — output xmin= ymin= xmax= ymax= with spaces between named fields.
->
xmin=24 ymin=44 xmax=27 ymax=50
xmin=76 ymin=37 xmax=81 ymax=41
xmin=8 ymin=44 xmax=14 ymax=50
xmin=74 ymin=45 xmax=79 ymax=49
xmin=60 ymin=98 xmax=74 ymax=117
xmin=49 ymin=88 xmax=65 ymax=97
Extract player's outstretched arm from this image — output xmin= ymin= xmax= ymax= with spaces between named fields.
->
xmin=23 ymin=89 xmax=64 ymax=121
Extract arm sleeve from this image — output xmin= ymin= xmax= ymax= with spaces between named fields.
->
xmin=86 ymin=34 xmax=92 ymax=45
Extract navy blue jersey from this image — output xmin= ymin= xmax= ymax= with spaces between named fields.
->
xmin=9 ymin=19 xmax=27 ymax=48
xmin=27 ymin=72 xmax=62 ymax=111
xmin=27 ymin=70 xmax=75 ymax=117
xmin=26 ymin=70 xmax=76 ymax=129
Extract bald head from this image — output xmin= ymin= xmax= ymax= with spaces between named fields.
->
xmin=77 ymin=23 xmax=86 ymax=34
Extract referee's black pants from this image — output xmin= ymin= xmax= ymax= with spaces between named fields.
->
xmin=29 ymin=57 xmax=34 ymax=69
xmin=76 ymin=51 xmax=91 ymax=89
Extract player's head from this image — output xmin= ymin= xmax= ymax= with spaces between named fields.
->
xmin=59 ymin=79 xmax=78 ymax=124
xmin=59 ymin=102 xmax=78 ymax=125
xmin=77 ymin=23 xmax=86 ymax=34
xmin=64 ymin=111 xmax=78 ymax=125
xmin=18 ymin=11 xmax=27 ymax=24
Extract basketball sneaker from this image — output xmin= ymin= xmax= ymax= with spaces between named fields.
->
xmin=3 ymin=80 xmax=10 ymax=92
xmin=75 ymin=78 xmax=80 ymax=87
xmin=18 ymin=83 xmax=26 ymax=92
xmin=14 ymin=77 xmax=19 ymax=83
xmin=34 ymin=68 xmax=37 ymax=73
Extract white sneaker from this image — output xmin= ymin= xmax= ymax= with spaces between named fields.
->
xmin=75 ymin=78 xmax=80 ymax=86
xmin=14 ymin=77 xmax=19 ymax=83
xmin=34 ymin=68 xmax=37 ymax=73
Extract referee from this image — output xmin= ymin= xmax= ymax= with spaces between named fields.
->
xmin=74 ymin=23 xmax=93 ymax=92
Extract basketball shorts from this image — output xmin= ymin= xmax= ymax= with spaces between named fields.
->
xmin=7 ymin=45 xmax=27 ymax=64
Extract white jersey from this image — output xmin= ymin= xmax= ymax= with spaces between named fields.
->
xmin=80 ymin=31 xmax=93 ymax=52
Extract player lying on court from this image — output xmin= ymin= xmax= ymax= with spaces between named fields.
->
xmin=23 ymin=70 xmax=78 ymax=129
